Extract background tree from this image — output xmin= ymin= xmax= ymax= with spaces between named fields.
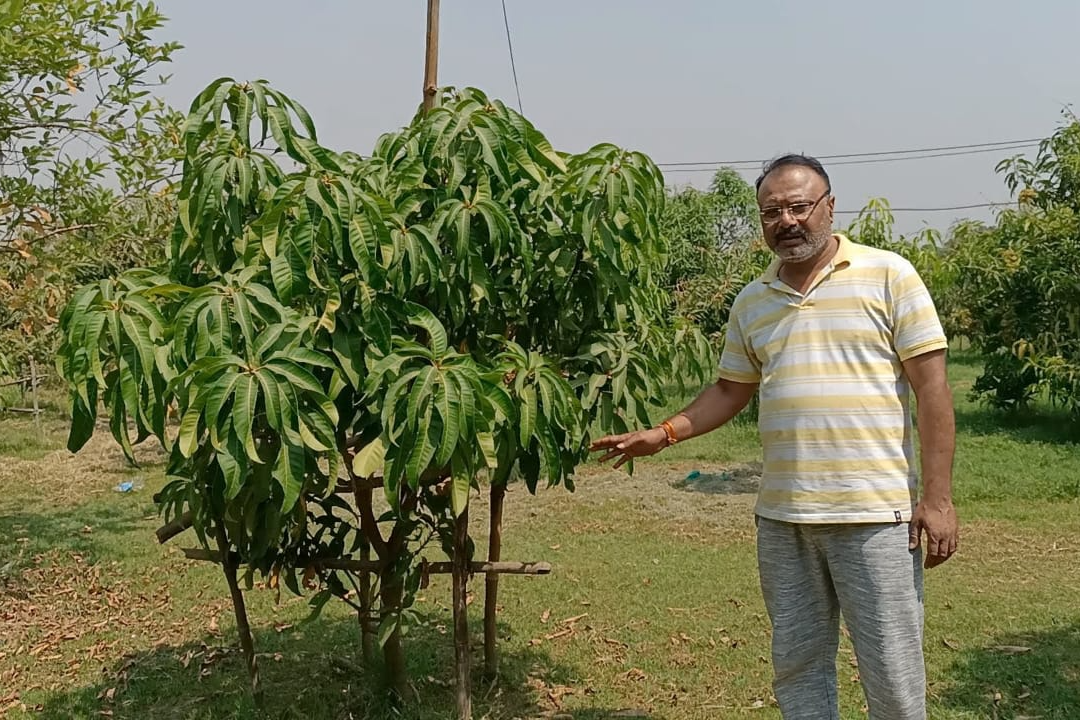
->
xmin=662 ymin=168 xmax=770 ymax=341
xmin=953 ymin=120 xmax=1080 ymax=418
xmin=0 ymin=0 xmax=182 ymax=375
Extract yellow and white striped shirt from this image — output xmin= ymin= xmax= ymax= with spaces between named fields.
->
xmin=718 ymin=234 xmax=948 ymax=523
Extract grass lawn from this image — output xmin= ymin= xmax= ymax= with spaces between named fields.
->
xmin=1 ymin=350 xmax=1078 ymax=719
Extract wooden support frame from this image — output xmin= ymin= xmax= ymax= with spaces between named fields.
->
xmin=178 ymin=547 xmax=550 ymax=577
xmin=157 ymin=449 xmax=543 ymax=720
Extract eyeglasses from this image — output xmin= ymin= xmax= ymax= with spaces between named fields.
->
xmin=759 ymin=190 xmax=831 ymax=224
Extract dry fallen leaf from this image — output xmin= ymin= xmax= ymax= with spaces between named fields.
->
xmin=991 ymin=645 xmax=1032 ymax=655
xmin=942 ymin=637 xmax=960 ymax=651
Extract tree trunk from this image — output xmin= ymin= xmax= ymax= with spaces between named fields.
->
xmin=355 ymin=484 xmax=376 ymax=666
xmin=215 ymin=525 xmax=259 ymax=697
xmin=484 ymin=483 xmax=505 ymax=678
xmin=452 ymin=505 xmax=472 ymax=719
xmin=359 ymin=538 xmax=375 ymax=665
xmin=379 ymin=564 xmax=409 ymax=702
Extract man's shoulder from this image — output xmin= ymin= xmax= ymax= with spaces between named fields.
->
xmin=731 ymin=275 xmax=770 ymax=311
xmin=848 ymin=241 xmax=918 ymax=276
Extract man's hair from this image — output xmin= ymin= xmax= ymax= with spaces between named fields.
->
xmin=755 ymin=154 xmax=831 ymax=193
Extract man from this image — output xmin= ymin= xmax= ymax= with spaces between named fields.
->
xmin=591 ymin=154 xmax=958 ymax=720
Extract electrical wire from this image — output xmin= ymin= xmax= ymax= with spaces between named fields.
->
xmin=501 ymin=0 xmax=523 ymax=113
xmin=833 ymin=202 xmax=1009 ymax=214
xmin=657 ymin=138 xmax=1041 ymax=169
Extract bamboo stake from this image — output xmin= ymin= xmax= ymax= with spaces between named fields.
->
xmin=484 ymin=483 xmax=506 ymax=678
xmin=452 ymin=505 xmax=471 ymax=720
xmin=28 ymin=357 xmax=39 ymax=426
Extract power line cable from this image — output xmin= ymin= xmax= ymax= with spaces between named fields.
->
xmin=668 ymin=143 xmax=1038 ymax=172
xmin=832 ymin=202 xmax=1009 ymax=215
xmin=501 ymin=0 xmax=524 ymax=113
xmin=657 ymin=138 xmax=1041 ymax=169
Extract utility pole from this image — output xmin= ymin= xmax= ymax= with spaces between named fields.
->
xmin=422 ymin=7 xmax=471 ymax=717
xmin=423 ymin=0 xmax=440 ymax=112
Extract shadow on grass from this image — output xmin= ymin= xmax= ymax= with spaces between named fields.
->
xmin=937 ymin=622 xmax=1080 ymax=720
xmin=30 ymin=615 xmax=646 ymax=720
xmin=673 ymin=464 xmax=761 ymax=496
xmin=0 ymin=496 xmax=155 ymax=575
xmin=0 ymin=415 xmax=71 ymax=461
xmin=953 ymin=405 xmax=1079 ymax=446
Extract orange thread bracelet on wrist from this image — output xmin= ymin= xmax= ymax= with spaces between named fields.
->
xmin=660 ymin=420 xmax=679 ymax=446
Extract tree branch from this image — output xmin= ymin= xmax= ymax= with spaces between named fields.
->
xmin=0 ymin=223 xmax=98 ymax=251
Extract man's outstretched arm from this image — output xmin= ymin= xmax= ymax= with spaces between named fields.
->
xmin=591 ymin=378 xmax=758 ymax=469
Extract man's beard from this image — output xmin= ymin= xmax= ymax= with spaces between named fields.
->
xmin=772 ymin=226 xmax=833 ymax=263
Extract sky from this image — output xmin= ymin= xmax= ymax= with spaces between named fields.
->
xmin=154 ymin=0 xmax=1080 ymax=235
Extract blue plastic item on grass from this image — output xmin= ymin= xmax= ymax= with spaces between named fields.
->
xmin=113 ymin=477 xmax=145 ymax=493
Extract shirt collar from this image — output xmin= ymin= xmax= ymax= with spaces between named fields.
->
xmin=760 ymin=233 xmax=856 ymax=283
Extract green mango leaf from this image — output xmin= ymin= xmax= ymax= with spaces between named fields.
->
xmin=255 ymin=370 xmax=282 ymax=431
xmin=352 ymin=437 xmax=386 ymax=479
xmin=265 ymin=359 xmax=323 ymax=396
xmin=281 ymin=347 xmax=337 ymax=370
xmin=178 ymin=390 xmax=206 ymax=458
xmin=477 ymin=431 xmax=498 ymax=469
xmin=203 ymin=369 xmax=241 ymax=447
xmin=404 ymin=406 xmax=437 ymax=489
xmin=518 ymin=384 xmax=536 ymax=446
xmin=218 ymin=435 xmax=247 ymax=500
xmin=303 ymin=589 xmax=334 ymax=624
xmin=450 ymin=452 xmax=471 ymax=517
xmin=67 ymin=378 xmax=98 ymax=453
xmin=231 ymin=374 xmax=260 ymax=462
xmin=432 ymin=377 xmax=460 ymax=469
xmin=270 ymin=251 xmax=295 ymax=303
xmin=377 ymin=612 xmax=400 ymax=648
xmin=276 ymin=442 xmax=307 ymax=513
xmin=406 ymin=304 xmax=448 ymax=359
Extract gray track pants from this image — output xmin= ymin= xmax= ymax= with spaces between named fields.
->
xmin=756 ymin=517 xmax=926 ymax=720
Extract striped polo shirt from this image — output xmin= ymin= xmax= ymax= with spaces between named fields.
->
xmin=718 ymin=234 xmax=948 ymax=524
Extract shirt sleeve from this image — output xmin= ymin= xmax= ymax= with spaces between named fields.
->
xmin=889 ymin=260 xmax=949 ymax=361
xmin=718 ymin=303 xmax=762 ymax=383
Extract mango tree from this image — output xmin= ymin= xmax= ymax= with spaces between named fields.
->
xmin=953 ymin=121 xmax=1080 ymax=420
xmin=57 ymin=79 xmax=711 ymax=715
